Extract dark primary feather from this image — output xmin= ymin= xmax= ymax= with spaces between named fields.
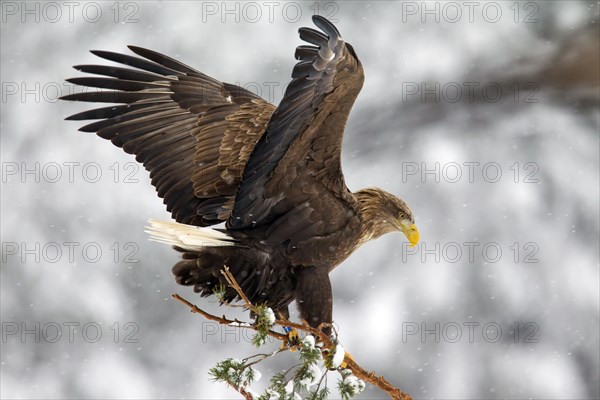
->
xmin=72 ymin=64 xmax=166 ymax=82
xmin=61 ymin=46 xmax=275 ymax=226
xmin=90 ymin=49 xmax=180 ymax=75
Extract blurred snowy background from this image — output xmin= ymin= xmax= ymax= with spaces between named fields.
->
xmin=1 ymin=1 xmax=599 ymax=398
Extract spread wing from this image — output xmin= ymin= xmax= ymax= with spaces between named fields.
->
xmin=61 ymin=46 xmax=275 ymax=226
xmin=229 ymin=15 xmax=365 ymax=232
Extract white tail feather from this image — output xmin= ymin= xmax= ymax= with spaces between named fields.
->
xmin=145 ymin=218 xmax=235 ymax=250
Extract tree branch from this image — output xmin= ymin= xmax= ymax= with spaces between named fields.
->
xmin=172 ymin=293 xmax=287 ymax=342
xmin=343 ymin=358 xmax=412 ymax=400
xmin=172 ymin=268 xmax=413 ymax=400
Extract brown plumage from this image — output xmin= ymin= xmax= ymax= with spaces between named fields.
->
xmin=61 ymin=16 xmax=419 ymax=333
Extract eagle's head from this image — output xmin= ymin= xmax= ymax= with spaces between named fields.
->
xmin=355 ymin=187 xmax=419 ymax=247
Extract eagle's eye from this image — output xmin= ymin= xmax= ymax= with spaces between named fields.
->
xmin=398 ymin=212 xmax=405 ymax=219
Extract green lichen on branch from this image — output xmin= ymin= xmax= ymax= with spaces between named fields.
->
xmin=252 ymin=304 xmax=276 ymax=347
xmin=212 ymin=283 xmax=227 ymax=302
xmin=337 ymin=369 xmax=367 ymax=400
xmin=209 ymin=358 xmax=260 ymax=392
xmin=254 ymin=334 xmax=339 ymax=400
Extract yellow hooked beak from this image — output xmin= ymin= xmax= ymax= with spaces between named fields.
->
xmin=399 ymin=220 xmax=419 ymax=247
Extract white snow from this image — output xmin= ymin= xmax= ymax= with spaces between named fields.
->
xmin=331 ymin=343 xmax=345 ymax=368
xmin=228 ymin=322 xmax=252 ymax=327
xmin=264 ymin=308 xmax=276 ymax=326
xmin=248 ymin=367 xmax=261 ymax=383
xmin=345 ymin=374 xmax=365 ymax=393
xmin=301 ymin=335 xmax=315 ymax=349
xmin=265 ymin=389 xmax=281 ymax=400
xmin=284 ymin=380 xmax=294 ymax=395
xmin=299 ymin=364 xmax=322 ymax=387
xmin=227 ymin=367 xmax=237 ymax=379
xmin=263 ymin=389 xmax=281 ymax=400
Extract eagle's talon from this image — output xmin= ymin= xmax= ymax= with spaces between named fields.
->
xmin=322 ymin=348 xmax=354 ymax=370
xmin=340 ymin=351 xmax=354 ymax=369
xmin=280 ymin=327 xmax=300 ymax=351
xmin=288 ymin=328 xmax=299 ymax=343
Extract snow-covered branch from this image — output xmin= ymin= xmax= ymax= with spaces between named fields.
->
xmin=171 ymin=268 xmax=412 ymax=400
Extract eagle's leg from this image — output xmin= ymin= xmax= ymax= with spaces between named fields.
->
xmin=294 ymin=266 xmax=333 ymax=336
xmin=294 ymin=267 xmax=354 ymax=369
